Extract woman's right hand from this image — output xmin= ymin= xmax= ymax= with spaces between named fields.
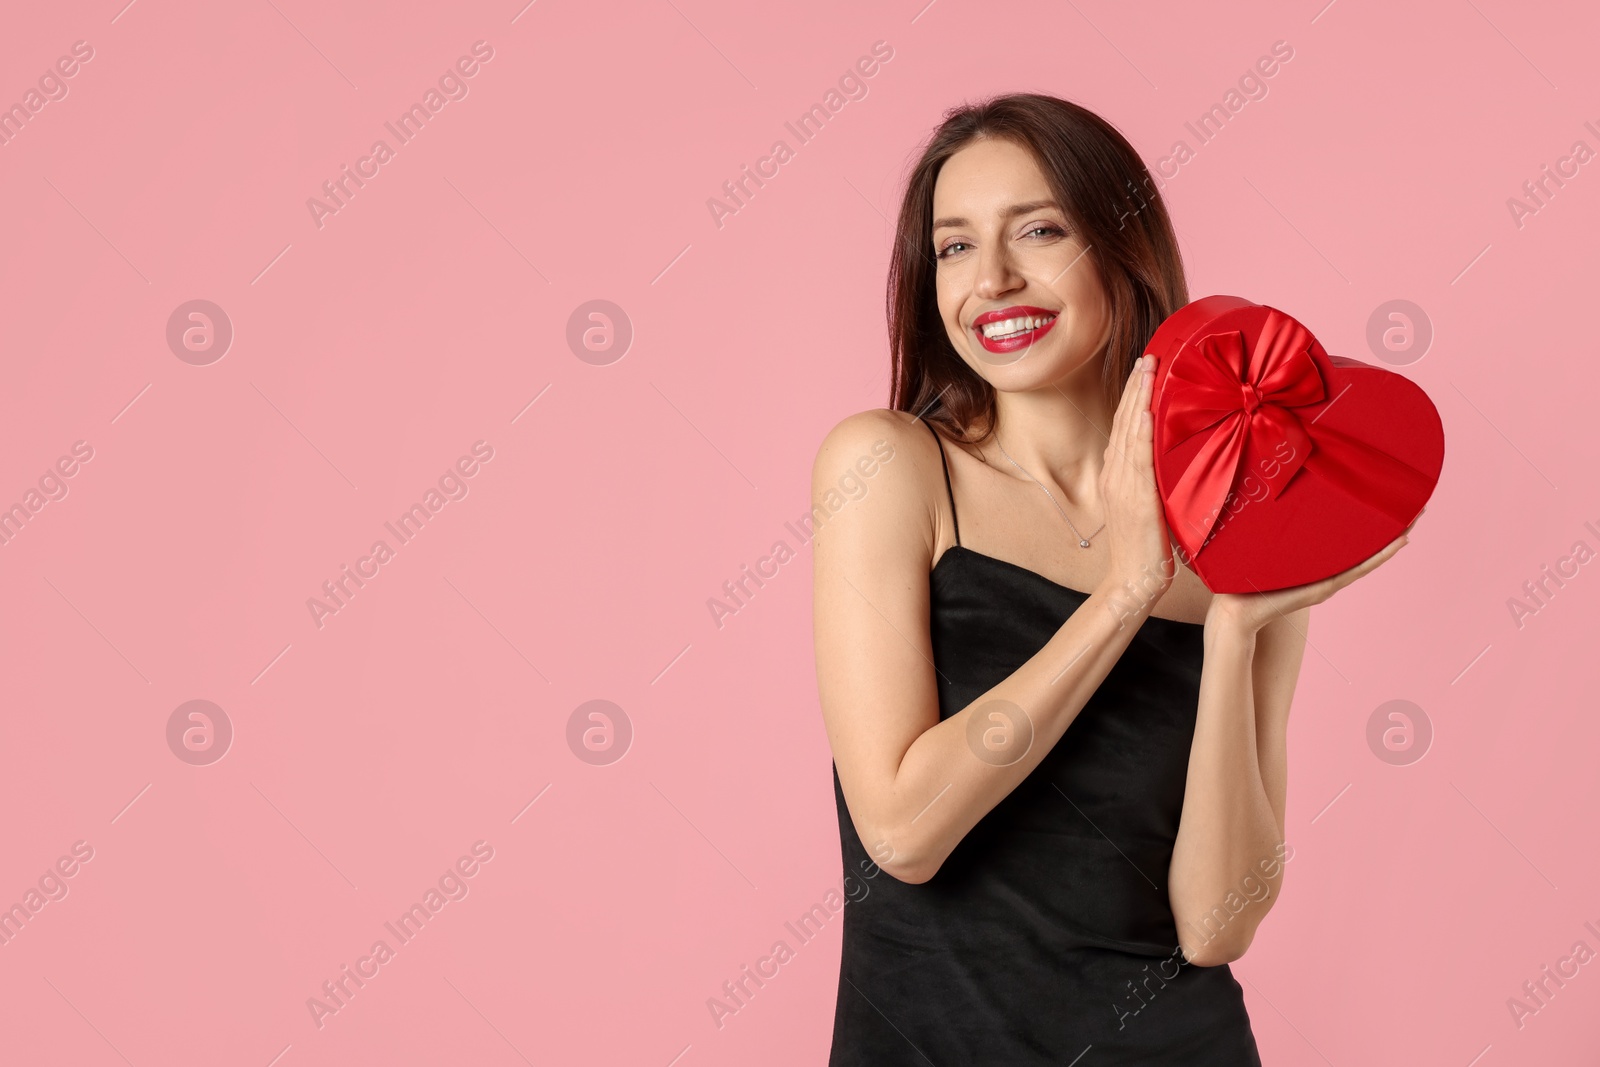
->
xmin=1097 ymin=354 xmax=1174 ymax=602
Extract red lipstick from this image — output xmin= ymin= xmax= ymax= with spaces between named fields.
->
xmin=972 ymin=305 xmax=1059 ymax=356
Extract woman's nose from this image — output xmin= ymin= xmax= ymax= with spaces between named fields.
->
xmin=974 ymin=244 xmax=1022 ymax=299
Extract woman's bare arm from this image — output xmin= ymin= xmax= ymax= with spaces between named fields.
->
xmin=1167 ymin=523 xmax=1413 ymax=964
xmin=1167 ymin=606 xmax=1306 ymax=965
xmin=814 ymin=360 xmax=1171 ymax=884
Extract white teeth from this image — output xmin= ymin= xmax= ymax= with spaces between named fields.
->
xmin=979 ymin=314 xmax=1055 ymax=339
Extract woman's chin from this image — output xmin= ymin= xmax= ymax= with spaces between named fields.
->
xmin=969 ymin=351 xmax=1100 ymax=393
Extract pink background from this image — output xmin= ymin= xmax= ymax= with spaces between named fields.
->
xmin=2 ymin=0 xmax=1597 ymax=1064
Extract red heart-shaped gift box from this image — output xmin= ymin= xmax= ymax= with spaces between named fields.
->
xmin=1146 ymin=295 xmax=1445 ymax=593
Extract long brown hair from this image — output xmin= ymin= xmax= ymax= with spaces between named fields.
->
xmin=887 ymin=93 xmax=1188 ymax=443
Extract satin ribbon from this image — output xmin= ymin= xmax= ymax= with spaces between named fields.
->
xmin=1159 ymin=308 xmax=1433 ymax=558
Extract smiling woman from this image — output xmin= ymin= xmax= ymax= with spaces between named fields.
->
xmin=808 ymin=93 xmax=1381 ymax=1066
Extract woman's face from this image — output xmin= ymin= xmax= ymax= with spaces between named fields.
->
xmin=931 ymin=136 xmax=1112 ymax=391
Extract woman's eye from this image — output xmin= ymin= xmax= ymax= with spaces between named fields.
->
xmin=935 ymin=227 xmax=1064 ymax=259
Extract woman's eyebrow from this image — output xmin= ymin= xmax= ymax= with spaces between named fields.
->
xmin=932 ymin=200 xmax=1062 ymax=231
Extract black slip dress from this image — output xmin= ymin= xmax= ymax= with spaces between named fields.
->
xmin=827 ymin=416 xmax=1262 ymax=1066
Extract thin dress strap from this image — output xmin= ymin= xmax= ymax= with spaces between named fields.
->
xmin=920 ymin=416 xmax=961 ymax=547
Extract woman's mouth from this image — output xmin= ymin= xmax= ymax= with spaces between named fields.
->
xmin=972 ymin=306 xmax=1059 ymax=355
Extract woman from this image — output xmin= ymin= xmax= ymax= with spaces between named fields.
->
xmin=811 ymin=93 xmax=1413 ymax=1064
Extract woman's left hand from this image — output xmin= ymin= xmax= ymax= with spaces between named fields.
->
xmin=1205 ymin=511 xmax=1424 ymax=636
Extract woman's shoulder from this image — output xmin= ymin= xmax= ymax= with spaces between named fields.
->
xmin=812 ymin=407 xmax=940 ymax=469
xmin=810 ymin=408 xmax=946 ymax=546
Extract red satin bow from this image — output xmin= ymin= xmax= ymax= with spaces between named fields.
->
xmin=1159 ymin=307 xmax=1432 ymax=561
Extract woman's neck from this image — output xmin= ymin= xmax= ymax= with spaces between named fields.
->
xmin=980 ymin=368 xmax=1117 ymax=501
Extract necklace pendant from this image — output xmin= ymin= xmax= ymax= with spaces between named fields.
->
xmin=1079 ymin=539 xmax=1091 ymax=548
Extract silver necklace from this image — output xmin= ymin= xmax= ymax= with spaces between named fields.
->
xmin=995 ymin=435 xmax=1105 ymax=549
